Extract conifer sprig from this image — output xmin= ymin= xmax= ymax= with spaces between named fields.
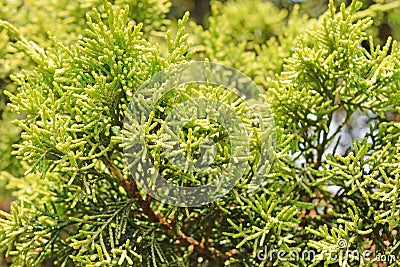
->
xmin=0 ymin=0 xmax=399 ymax=266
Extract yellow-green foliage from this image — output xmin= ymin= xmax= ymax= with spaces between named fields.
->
xmin=0 ymin=0 xmax=172 ymax=174
xmin=0 ymin=0 xmax=400 ymax=267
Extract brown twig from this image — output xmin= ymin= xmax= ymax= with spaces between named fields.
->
xmin=101 ymin=156 xmax=226 ymax=261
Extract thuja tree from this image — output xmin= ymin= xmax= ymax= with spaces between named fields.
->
xmin=267 ymin=1 xmax=400 ymax=266
xmin=0 ymin=1 xmax=400 ymax=267
xmin=0 ymin=0 xmax=172 ymax=210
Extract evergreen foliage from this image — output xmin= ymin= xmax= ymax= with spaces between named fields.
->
xmin=0 ymin=0 xmax=171 ymax=176
xmin=0 ymin=0 xmax=400 ymax=266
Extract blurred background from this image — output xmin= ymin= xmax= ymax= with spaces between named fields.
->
xmin=171 ymin=0 xmax=400 ymax=40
